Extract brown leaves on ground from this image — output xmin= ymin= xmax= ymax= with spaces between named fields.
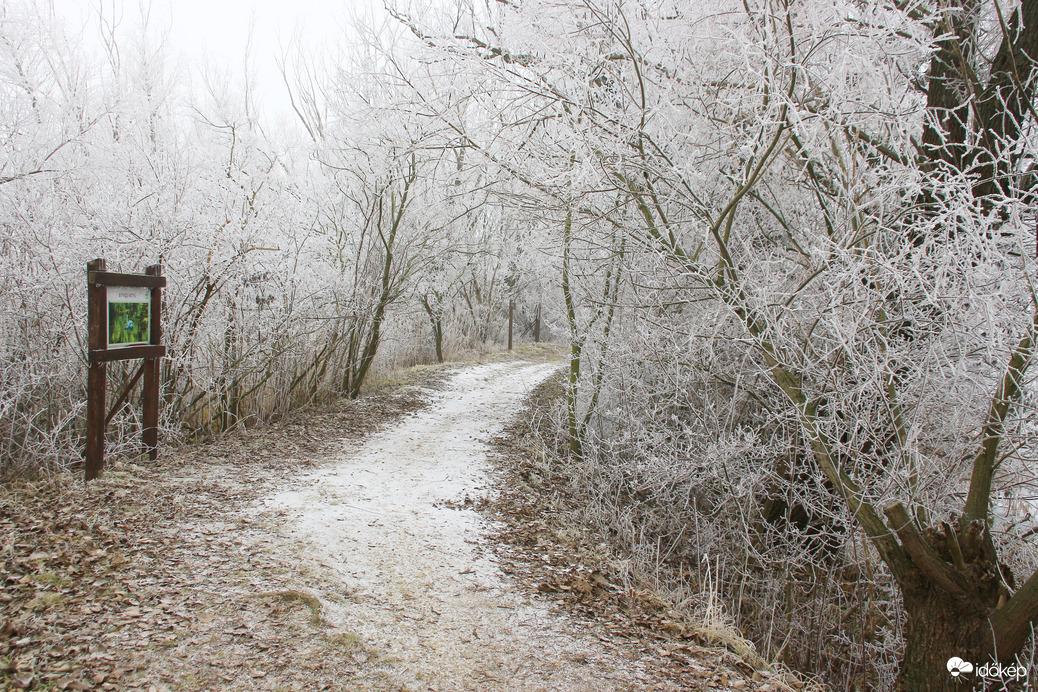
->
xmin=1 ymin=367 xmax=448 ymax=691
xmin=484 ymin=373 xmax=813 ymax=692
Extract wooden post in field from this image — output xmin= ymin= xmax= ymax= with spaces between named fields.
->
xmin=141 ymin=264 xmax=162 ymax=460
xmin=85 ymin=259 xmax=107 ymax=481
xmin=508 ymin=299 xmax=514 ymax=351
xmin=84 ymin=259 xmax=166 ymax=480
xmin=534 ymin=303 xmax=541 ymax=343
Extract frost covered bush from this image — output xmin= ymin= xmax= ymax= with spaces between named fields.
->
xmin=0 ymin=2 xmax=480 ymax=472
xmin=396 ymin=0 xmax=1038 ymax=686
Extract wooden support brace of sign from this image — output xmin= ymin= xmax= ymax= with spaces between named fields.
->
xmin=85 ymin=258 xmax=166 ymax=481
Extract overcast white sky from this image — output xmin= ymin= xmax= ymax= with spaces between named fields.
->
xmin=50 ymin=0 xmax=386 ymax=125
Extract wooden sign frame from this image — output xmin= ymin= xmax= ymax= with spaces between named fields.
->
xmin=85 ymin=258 xmax=166 ymax=481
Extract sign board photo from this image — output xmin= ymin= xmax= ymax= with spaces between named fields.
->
xmin=107 ymin=286 xmax=151 ymax=348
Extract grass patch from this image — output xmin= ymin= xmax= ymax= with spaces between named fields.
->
xmin=252 ymin=590 xmax=326 ymax=626
xmin=327 ymin=631 xmax=363 ymax=650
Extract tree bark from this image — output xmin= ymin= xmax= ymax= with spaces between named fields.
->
xmin=919 ymin=0 xmax=977 ymax=173
xmin=893 ymin=5 xmax=1038 ymax=681
xmin=420 ymin=294 xmax=444 ymax=363
xmin=971 ymin=0 xmax=1038 ymax=204
xmin=898 ymin=586 xmax=996 ymax=691
xmin=507 ymin=299 xmax=513 ymax=351
xmin=561 ymin=208 xmax=583 ymax=459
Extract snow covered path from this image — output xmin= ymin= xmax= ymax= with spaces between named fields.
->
xmin=264 ymin=360 xmax=640 ymax=691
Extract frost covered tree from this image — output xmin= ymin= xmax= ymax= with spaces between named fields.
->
xmin=0 ymin=0 xmax=104 ymax=469
xmin=284 ymin=25 xmax=453 ymax=398
xmin=1 ymin=1 xmax=344 ymax=462
xmin=394 ymin=0 xmax=1038 ymax=686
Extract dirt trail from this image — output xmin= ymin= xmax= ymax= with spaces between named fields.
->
xmin=263 ymin=360 xmax=643 ymax=691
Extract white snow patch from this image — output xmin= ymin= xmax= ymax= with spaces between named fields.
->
xmin=261 ymin=360 xmax=643 ymax=690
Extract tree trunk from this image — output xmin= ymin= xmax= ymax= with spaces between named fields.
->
xmin=898 ymin=586 xmax=996 ymax=691
xmin=971 ymin=0 xmax=1038 ymax=205
xmin=882 ymin=510 xmax=1030 ymax=689
xmin=433 ymin=317 xmax=443 ymax=363
xmin=919 ymin=0 xmax=976 ymax=173
xmin=348 ymin=309 xmax=384 ymax=400
xmin=421 ymin=294 xmax=444 ymax=363
xmin=561 ymin=208 xmax=583 ymax=459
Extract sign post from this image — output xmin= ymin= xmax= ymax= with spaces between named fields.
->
xmin=85 ymin=258 xmax=166 ymax=481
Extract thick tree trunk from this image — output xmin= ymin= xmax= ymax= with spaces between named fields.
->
xmin=919 ymin=0 xmax=976 ymax=173
xmin=971 ymin=0 xmax=1038 ymax=204
xmin=882 ymin=510 xmax=1033 ymax=689
xmin=898 ymin=586 xmax=996 ymax=691
xmin=898 ymin=6 xmax=1038 ymax=683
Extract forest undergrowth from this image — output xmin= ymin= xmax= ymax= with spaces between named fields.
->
xmin=8 ymin=0 xmax=1038 ymax=686
xmin=0 ymin=364 xmax=449 ymax=691
xmin=485 ymin=371 xmax=821 ymax=692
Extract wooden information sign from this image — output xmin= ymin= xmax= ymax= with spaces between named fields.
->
xmin=85 ymin=258 xmax=166 ymax=481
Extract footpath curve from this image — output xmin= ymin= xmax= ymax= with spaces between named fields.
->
xmin=265 ymin=360 xmax=647 ymax=691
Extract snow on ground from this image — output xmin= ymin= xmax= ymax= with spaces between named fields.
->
xmin=263 ymin=360 xmax=643 ymax=691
